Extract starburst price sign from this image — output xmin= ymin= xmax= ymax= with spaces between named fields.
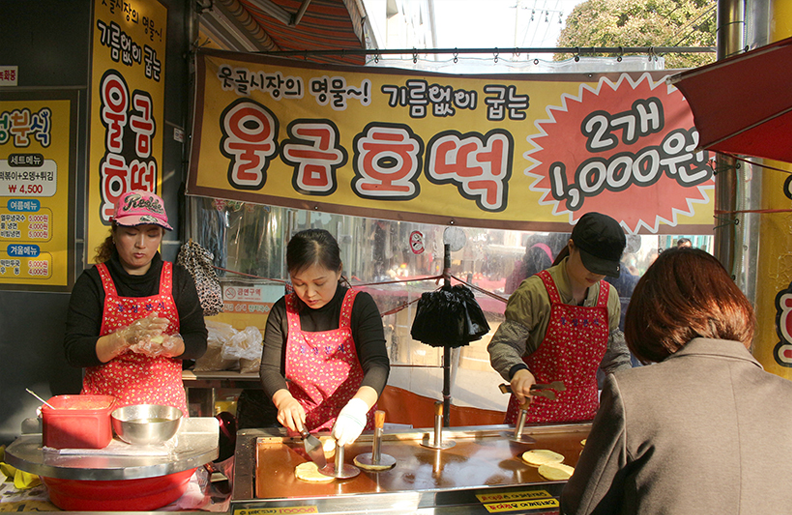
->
xmin=525 ymin=74 xmax=713 ymax=233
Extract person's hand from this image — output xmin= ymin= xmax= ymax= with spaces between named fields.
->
xmin=510 ymin=368 xmax=537 ymax=407
xmin=274 ymin=392 xmax=305 ymax=433
xmin=116 ymin=313 xmax=169 ymax=346
xmin=128 ymin=333 xmax=184 ymax=358
xmin=332 ymin=398 xmax=369 ymax=446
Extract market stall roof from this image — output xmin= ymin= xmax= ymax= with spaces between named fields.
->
xmin=198 ymin=0 xmax=368 ymax=65
xmin=668 ymin=36 xmax=792 ymax=164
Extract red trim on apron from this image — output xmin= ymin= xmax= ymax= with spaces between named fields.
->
xmin=505 ymin=269 xmax=610 ymax=424
xmin=82 ymin=262 xmax=187 ymax=415
xmin=285 ymin=289 xmax=374 ymax=432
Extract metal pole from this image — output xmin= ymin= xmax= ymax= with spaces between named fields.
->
xmin=713 ymin=0 xmax=745 ymax=277
xmin=442 ymin=243 xmax=451 ymax=427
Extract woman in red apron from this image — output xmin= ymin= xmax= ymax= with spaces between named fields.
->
xmin=259 ymin=229 xmax=390 ymax=446
xmin=488 ymin=212 xmax=633 ymax=424
xmin=64 ymin=191 xmax=207 ymax=415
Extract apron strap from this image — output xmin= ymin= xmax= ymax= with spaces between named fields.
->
xmin=96 ymin=263 xmax=118 ymax=297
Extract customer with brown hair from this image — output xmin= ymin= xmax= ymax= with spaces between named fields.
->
xmin=561 ymin=247 xmax=792 ymax=514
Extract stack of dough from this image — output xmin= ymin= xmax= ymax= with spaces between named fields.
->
xmin=521 ymin=449 xmax=575 ymax=480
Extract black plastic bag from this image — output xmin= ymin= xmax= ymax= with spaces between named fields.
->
xmin=410 ymin=284 xmax=490 ymax=348
xmin=452 ymin=284 xmax=490 ymax=342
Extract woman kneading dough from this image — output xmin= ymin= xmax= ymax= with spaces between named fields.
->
xmin=64 ymin=191 xmax=207 ymax=414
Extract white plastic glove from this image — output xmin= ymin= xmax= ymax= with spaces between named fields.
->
xmin=332 ymin=398 xmax=369 ymax=447
xmin=116 ymin=312 xmax=168 ymax=346
xmin=129 ymin=333 xmax=183 ymax=358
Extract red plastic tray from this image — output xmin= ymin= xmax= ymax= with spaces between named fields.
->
xmin=42 ymin=468 xmax=196 ymax=511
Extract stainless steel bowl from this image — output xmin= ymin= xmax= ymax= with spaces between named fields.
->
xmin=111 ymin=404 xmax=182 ymax=445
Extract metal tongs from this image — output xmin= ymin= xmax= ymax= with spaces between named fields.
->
xmin=498 ymin=381 xmax=566 ymax=401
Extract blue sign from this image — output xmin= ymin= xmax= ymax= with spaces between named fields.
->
xmin=7 ymin=199 xmax=41 ymax=212
xmin=7 ymin=244 xmax=40 ymax=257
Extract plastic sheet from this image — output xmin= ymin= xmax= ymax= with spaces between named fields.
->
xmin=193 ymin=321 xmax=238 ymax=372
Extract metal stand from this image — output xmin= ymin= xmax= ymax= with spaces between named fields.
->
xmin=355 ymin=411 xmax=396 ymax=470
xmin=319 ymin=444 xmax=360 ymax=479
xmin=421 ymin=401 xmax=456 ymax=449
xmin=442 ymin=243 xmax=452 ymax=428
xmin=510 ymin=408 xmax=536 ymax=444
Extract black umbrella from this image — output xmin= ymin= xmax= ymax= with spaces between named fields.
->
xmin=410 ymin=243 xmax=490 ymax=426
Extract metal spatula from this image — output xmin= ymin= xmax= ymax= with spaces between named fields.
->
xmin=299 ymin=424 xmax=327 ymax=469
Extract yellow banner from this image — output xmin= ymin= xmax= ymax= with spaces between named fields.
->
xmin=189 ymin=50 xmax=714 ymax=234
xmin=0 ymin=93 xmax=76 ymax=290
xmin=87 ymin=0 xmax=167 ymax=262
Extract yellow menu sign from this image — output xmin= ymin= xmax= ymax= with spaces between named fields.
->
xmin=0 ymin=92 xmax=75 ymax=290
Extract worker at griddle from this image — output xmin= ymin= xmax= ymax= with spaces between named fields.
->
xmin=259 ymin=229 xmax=390 ymax=446
xmin=487 ymin=212 xmax=632 ymax=424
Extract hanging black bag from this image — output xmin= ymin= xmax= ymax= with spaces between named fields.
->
xmin=451 ymin=284 xmax=490 ymax=342
xmin=410 ymin=286 xmax=469 ymax=348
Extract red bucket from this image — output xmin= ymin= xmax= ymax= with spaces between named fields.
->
xmin=41 ymin=395 xmax=116 ymax=449
xmin=42 ymin=468 xmax=196 ymax=511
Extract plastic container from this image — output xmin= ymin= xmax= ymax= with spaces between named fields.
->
xmin=42 ymin=468 xmax=196 ymax=511
xmin=41 ymin=395 xmax=116 ymax=449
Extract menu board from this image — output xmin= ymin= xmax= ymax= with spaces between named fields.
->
xmin=0 ymin=91 xmax=76 ymax=290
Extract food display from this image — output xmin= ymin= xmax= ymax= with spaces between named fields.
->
xmin=233 ymin=423 xmax=592 ymax=514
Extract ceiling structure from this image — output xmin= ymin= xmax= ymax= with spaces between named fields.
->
xmin=197 ymin=0 xmax=371 ymax=65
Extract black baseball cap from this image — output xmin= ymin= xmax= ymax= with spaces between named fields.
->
xmin=571 ymin=212 xmax=626 ymax=278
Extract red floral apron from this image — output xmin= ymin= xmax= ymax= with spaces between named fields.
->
xmin=505 ymin=270 xmax=610 ymax=424
xmin=82 ymin=262 xmax=187 ymax=415
xmin=285 ymin=289 xmax=374 ymax=432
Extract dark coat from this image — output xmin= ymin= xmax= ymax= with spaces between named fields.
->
xmin=561 ymin=338 xmax=792 ymax=514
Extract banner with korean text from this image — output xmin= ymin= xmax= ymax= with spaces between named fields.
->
xmin=0 ymin=91 xmax=76 ymax=290
xmin=188 ymin=49 xmax=714 ymax=234
xmin=87 ymin=0 xmax=167 ymax=261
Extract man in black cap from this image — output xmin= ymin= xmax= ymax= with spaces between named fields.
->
xmin=488 ymin=212 xmax=632 ymax=424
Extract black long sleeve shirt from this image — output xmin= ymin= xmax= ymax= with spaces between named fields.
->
xmin=259 ymin=285 xmax=390 ymax=398
xmin=64 ymin=251 xmax=208 ymax=367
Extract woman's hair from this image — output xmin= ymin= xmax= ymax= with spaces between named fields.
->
xmin=286 ymin=228 xmax=342 ymax=276
xmin=94 ymin=222 xmax=119 ymax=263
xmin=624 ymin=247 xmax=755 ymax=363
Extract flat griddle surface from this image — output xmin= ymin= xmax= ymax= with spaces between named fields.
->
xmin=254 ymin=427 xmax=589 ymax=499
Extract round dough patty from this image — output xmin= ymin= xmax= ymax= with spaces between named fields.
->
xmin=521 ymin=449 xmax=565 ymax=467
xmin=538 ymin=462 xmax=575 ymax=480
xmin=294 ymin=461 xmax=334 ymax=483
xmin=353 ymin=454 xmax=396 ymax=471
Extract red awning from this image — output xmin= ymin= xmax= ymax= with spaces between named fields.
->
xmin=669 ymin=36 xmax=792 ymax=163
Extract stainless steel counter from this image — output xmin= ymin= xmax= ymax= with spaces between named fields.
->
xmin=231 ymin=423 xmax=590 ymax=515
xmin=5 ymin=417 xmax=220 ymax=480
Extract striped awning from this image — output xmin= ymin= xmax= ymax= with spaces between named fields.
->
xmin=199 ymin=0 xmax=367 ymax=66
